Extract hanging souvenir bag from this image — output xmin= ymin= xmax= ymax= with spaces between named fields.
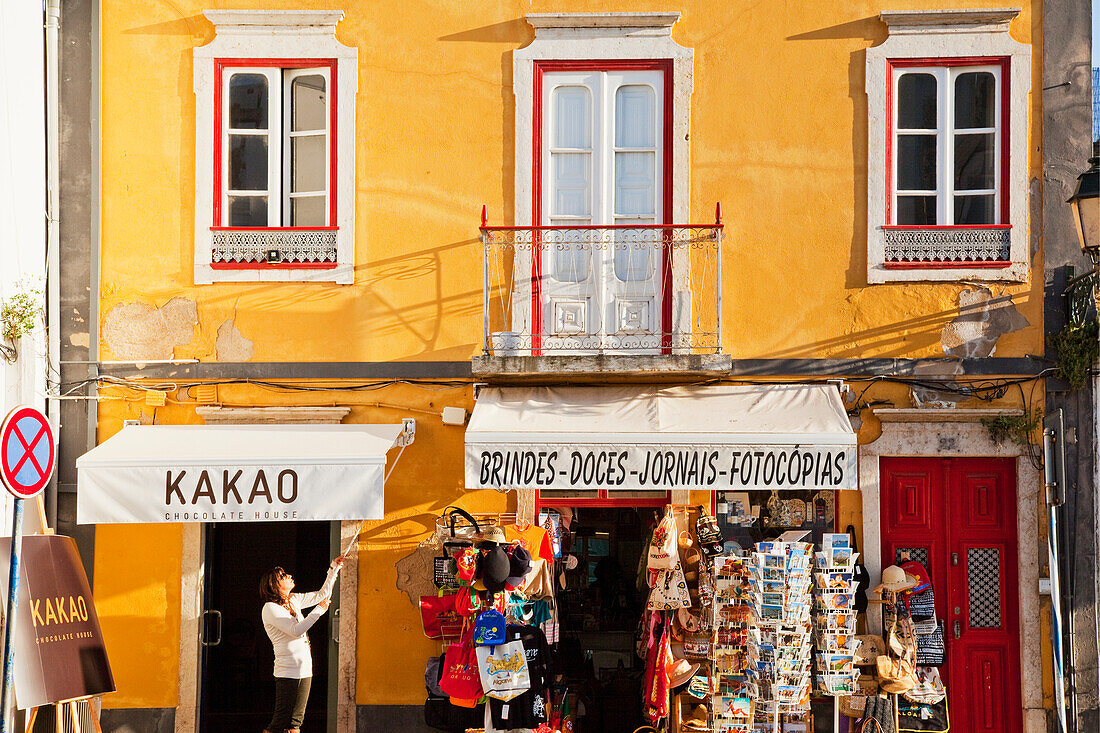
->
xmin=439 ymin=638 xmax=483 ymax=701
xmin=914 ymin=620 xmax=945 ymax=667
xmin=647 ymin=563 xmax=691 ymax=610
xmin=897 ymin=689 xmax=949 ymax=733
xmin=877 ymin=621 xmax=919 ymax=694
xmin=860 ymin=695 xmax=897 ymax=733
xmin=904 ymin=667 xmax=946 ymax=705
xmin=646 ymin=510 xmax=678 ymax=571
xmin=695 ymin=505 xmax=723 ymax=556
xmin=899 ymin=560 xmax=935 ymax=620
xmin=472 ymin=609 xmax=506 ymax=646
xmin=437 ymin=506 xmax=481 ymax=549
xmin=420 ymin=591 xmax=462 ymax=640
xmin=475 ymin=640 xmax=531 ymax=701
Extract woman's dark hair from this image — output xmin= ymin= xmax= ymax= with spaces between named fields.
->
xmin=259 ymin=567 xmax=288 ymax=604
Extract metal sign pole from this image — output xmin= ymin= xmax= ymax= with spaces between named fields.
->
xmin=0 ymin=498 xmax=24 ymax=733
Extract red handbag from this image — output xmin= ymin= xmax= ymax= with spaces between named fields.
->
xmin=419 ymin=592 xmax=462 ymax=640
xmin=439 ymin=641 xmax=483 ymax=700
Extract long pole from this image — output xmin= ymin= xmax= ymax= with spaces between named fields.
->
xmin=0 ymin=499 xmax=25 ymax=732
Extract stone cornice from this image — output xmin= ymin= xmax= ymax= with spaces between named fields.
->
xmin=879 ymin=8 xmax=1020 ymax=34
xmin=526 ymin=12 xmax=679 ymax=31
xmin=203 ymin=9 xmax=344 ymax=33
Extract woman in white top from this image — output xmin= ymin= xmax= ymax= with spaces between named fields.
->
xmin=259 ymin=557 xmax=343 ymax=733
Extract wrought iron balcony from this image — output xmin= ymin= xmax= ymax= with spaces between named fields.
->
xmin=210 ymin=227 xmax=338 ymax=266
xmin=479 ymin=211 xmax=724 ymax=363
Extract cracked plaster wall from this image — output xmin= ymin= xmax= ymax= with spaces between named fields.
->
xmin=101 ymin=297 xmax=198 ymax=361
xmin=941 ymin=287 xmax=1029 ymax=359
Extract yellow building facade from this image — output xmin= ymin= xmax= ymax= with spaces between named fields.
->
xmin=71 ymin=2 xmax=1067 ymax=733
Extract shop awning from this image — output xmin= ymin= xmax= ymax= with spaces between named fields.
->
xmin=465 ymin=385 xmax=856 ymax=491
xmin=76 ymin=422 xmax=414 ymax=524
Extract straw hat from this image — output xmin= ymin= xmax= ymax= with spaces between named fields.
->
xmin=681 ymin=704 xmax=709 ymax=731
xmin=873 ymin=564 xmax=920 ymax=594
xmin=668 ymin=656 xmax=701 ymax=688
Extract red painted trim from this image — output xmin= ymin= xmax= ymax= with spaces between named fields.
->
xmin=530 ymin=59 xmax=675 ymax=355
xmin=213 ymin=59 xmax=338 ymax=228
xmin=881 ymin=224 xmax=1010 ymax=231
xmin=209 ymin=261 xmax=338 ymax=270
xmin=883 ymin=260 xmax=1011 ymax=270
xmin=885 ymin=57 xmax=1010 ymax=226
xmin=535 ymin=490 xmax=672 ymax=511
xmin=211 ymin=226 xmax=339 ymax=232
xmin=481 ymin=224 xmax=724 ymax=232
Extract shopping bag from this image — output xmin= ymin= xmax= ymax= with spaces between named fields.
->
xmin=420 ymin=592 xmax=462 ymax=640
xmin=475 ymin=640 xmax=531 ymax=701
xmin=647 ymin=563 xmax=691 ymax=610
xmin=439 ymin=642 xmax=483 ymax=700
xmin=646 ymin=511 xmax=678 ymax=571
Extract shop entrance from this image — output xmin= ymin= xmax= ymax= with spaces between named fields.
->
xmin=880 ymin=457 xmax=1022 ymax=733
xmin=540 ymin=503 xmax=663 ymax=733
xmin=199 ymin=521 xmax=337 ymax=733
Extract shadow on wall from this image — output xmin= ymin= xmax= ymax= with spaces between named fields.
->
xmin=787 ymin=16 xmax=887 ymax=292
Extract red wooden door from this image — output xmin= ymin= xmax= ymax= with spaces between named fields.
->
xmin=880 ymin=457 xmax=1021 ymax=733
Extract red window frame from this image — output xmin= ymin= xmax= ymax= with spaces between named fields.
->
xmin=536 ymin=488 xmax=672 ymax=510
xmin=211 ymin=58 xmax=339 ymax=269
xmin=531 ymin=59 xmax=675 ymax=346
xmin=883 ymin=56 xmax=1011 ymax=268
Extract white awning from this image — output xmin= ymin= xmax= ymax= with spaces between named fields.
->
xmin=465 ymin=385 xmax=856 ymax=491
xmin=76 ymin=423 xmax=413 ymax=524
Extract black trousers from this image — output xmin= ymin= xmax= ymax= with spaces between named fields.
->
xmin=267 ymin=676 xmax=311 ymax=731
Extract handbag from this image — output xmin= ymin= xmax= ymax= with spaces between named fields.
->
xmin=439 ymin=641 xmax=483 ymax=700
xmin=647 ymin=563 xmax=691 ymax=610
xmin=839 ymin=675 xmax=880 ymax=717
xmin=914 ymin=621 xmax=945 ymax=667
xmin=853 ymin=635 xmax=887 ymax=666
xmin=904 ymin=666 xmax=946 ymax=705
xmin=897 ymin=693 xmax=949 ymax=733
xmin=437 ymin=506 xmax=481 ymax=549
xmin=861 ymin=695 xmax=897 ymax=733
xmin=647 ymin=511 xmax=679 ymax=571
xmin=420 ymin=592 xmax=462 ymax=640
xmin=878 ymin=621 xmax=918 ymax=694
xmin=475 ymin=640 xmax=531 ymax=701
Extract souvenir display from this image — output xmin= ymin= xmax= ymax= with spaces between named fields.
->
xmin=745 ymin=537 xmax=814 ymax=724
xmin=811 ymin=534 xmax=858 ymax=697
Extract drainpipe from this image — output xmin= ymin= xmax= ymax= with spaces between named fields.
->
xmin=44 ymin=0 xmax=60 ymax=531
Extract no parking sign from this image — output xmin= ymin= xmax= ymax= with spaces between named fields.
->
xmin=0 ymin=406 xmax=54 ymax=732
xmin=0 ymin=407 xmax=54 ymax=499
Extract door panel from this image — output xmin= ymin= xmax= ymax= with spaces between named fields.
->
xmin=881 ymin=457 xmax=1020 ymax=733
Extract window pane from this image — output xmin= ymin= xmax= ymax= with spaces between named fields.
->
xmin=549 ymin=223 xmax=590 ymax=283
xmin=897 ymin=135 xmax=937 ymax=191
xmin=954 ymin=195 xmax=996 ymax=225
xmin=896 ymin=196 xmax=937 ymax=225
xmin=954 ymin=133 xmax=995 ymax=191
xmin=615 ymin=85 xmax=656 ymax=148
xmin=229 ymin=74 xmax=268 ymax=130
xmin=615 ymin=151 xmax=655 ymax=217
xmin=898 ymin=73 xmax=937 ymax=130
xmin=229 ymin=135 xmax=268 ymax=191
xmin=955 ymin=72 xmax=996 ymax=129
xmin=291 ymin=196 xmax=327 ymax=227
xmin=227 ymin=196 xmax=267 ymax=227
xmin=614 ymin=220 xmax=655 ymax=281
xmin=291 ymin=74 xmax=326 ymax=132
xmin=552 ymin=86 xmax=591 ymax=149
xmin=292 ymin=135 xmax=326 ymax=193
xmin=552 ymin=153 xmax=591 ymax=217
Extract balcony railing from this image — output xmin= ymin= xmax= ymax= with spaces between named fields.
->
xmin=883 ymin=225 xmax=1011 ymax=267
xmin=480 ymin=211 xmax=723 ymax=357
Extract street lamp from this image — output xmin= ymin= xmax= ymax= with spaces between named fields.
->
xmin=1068 ymin=147 xmax=1099 ymax=265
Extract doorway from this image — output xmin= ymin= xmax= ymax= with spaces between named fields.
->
xmin=880 ymin=457 xmax=1022 ymax=733
xmin=199 ymin=521 xmax=336 ymax=733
